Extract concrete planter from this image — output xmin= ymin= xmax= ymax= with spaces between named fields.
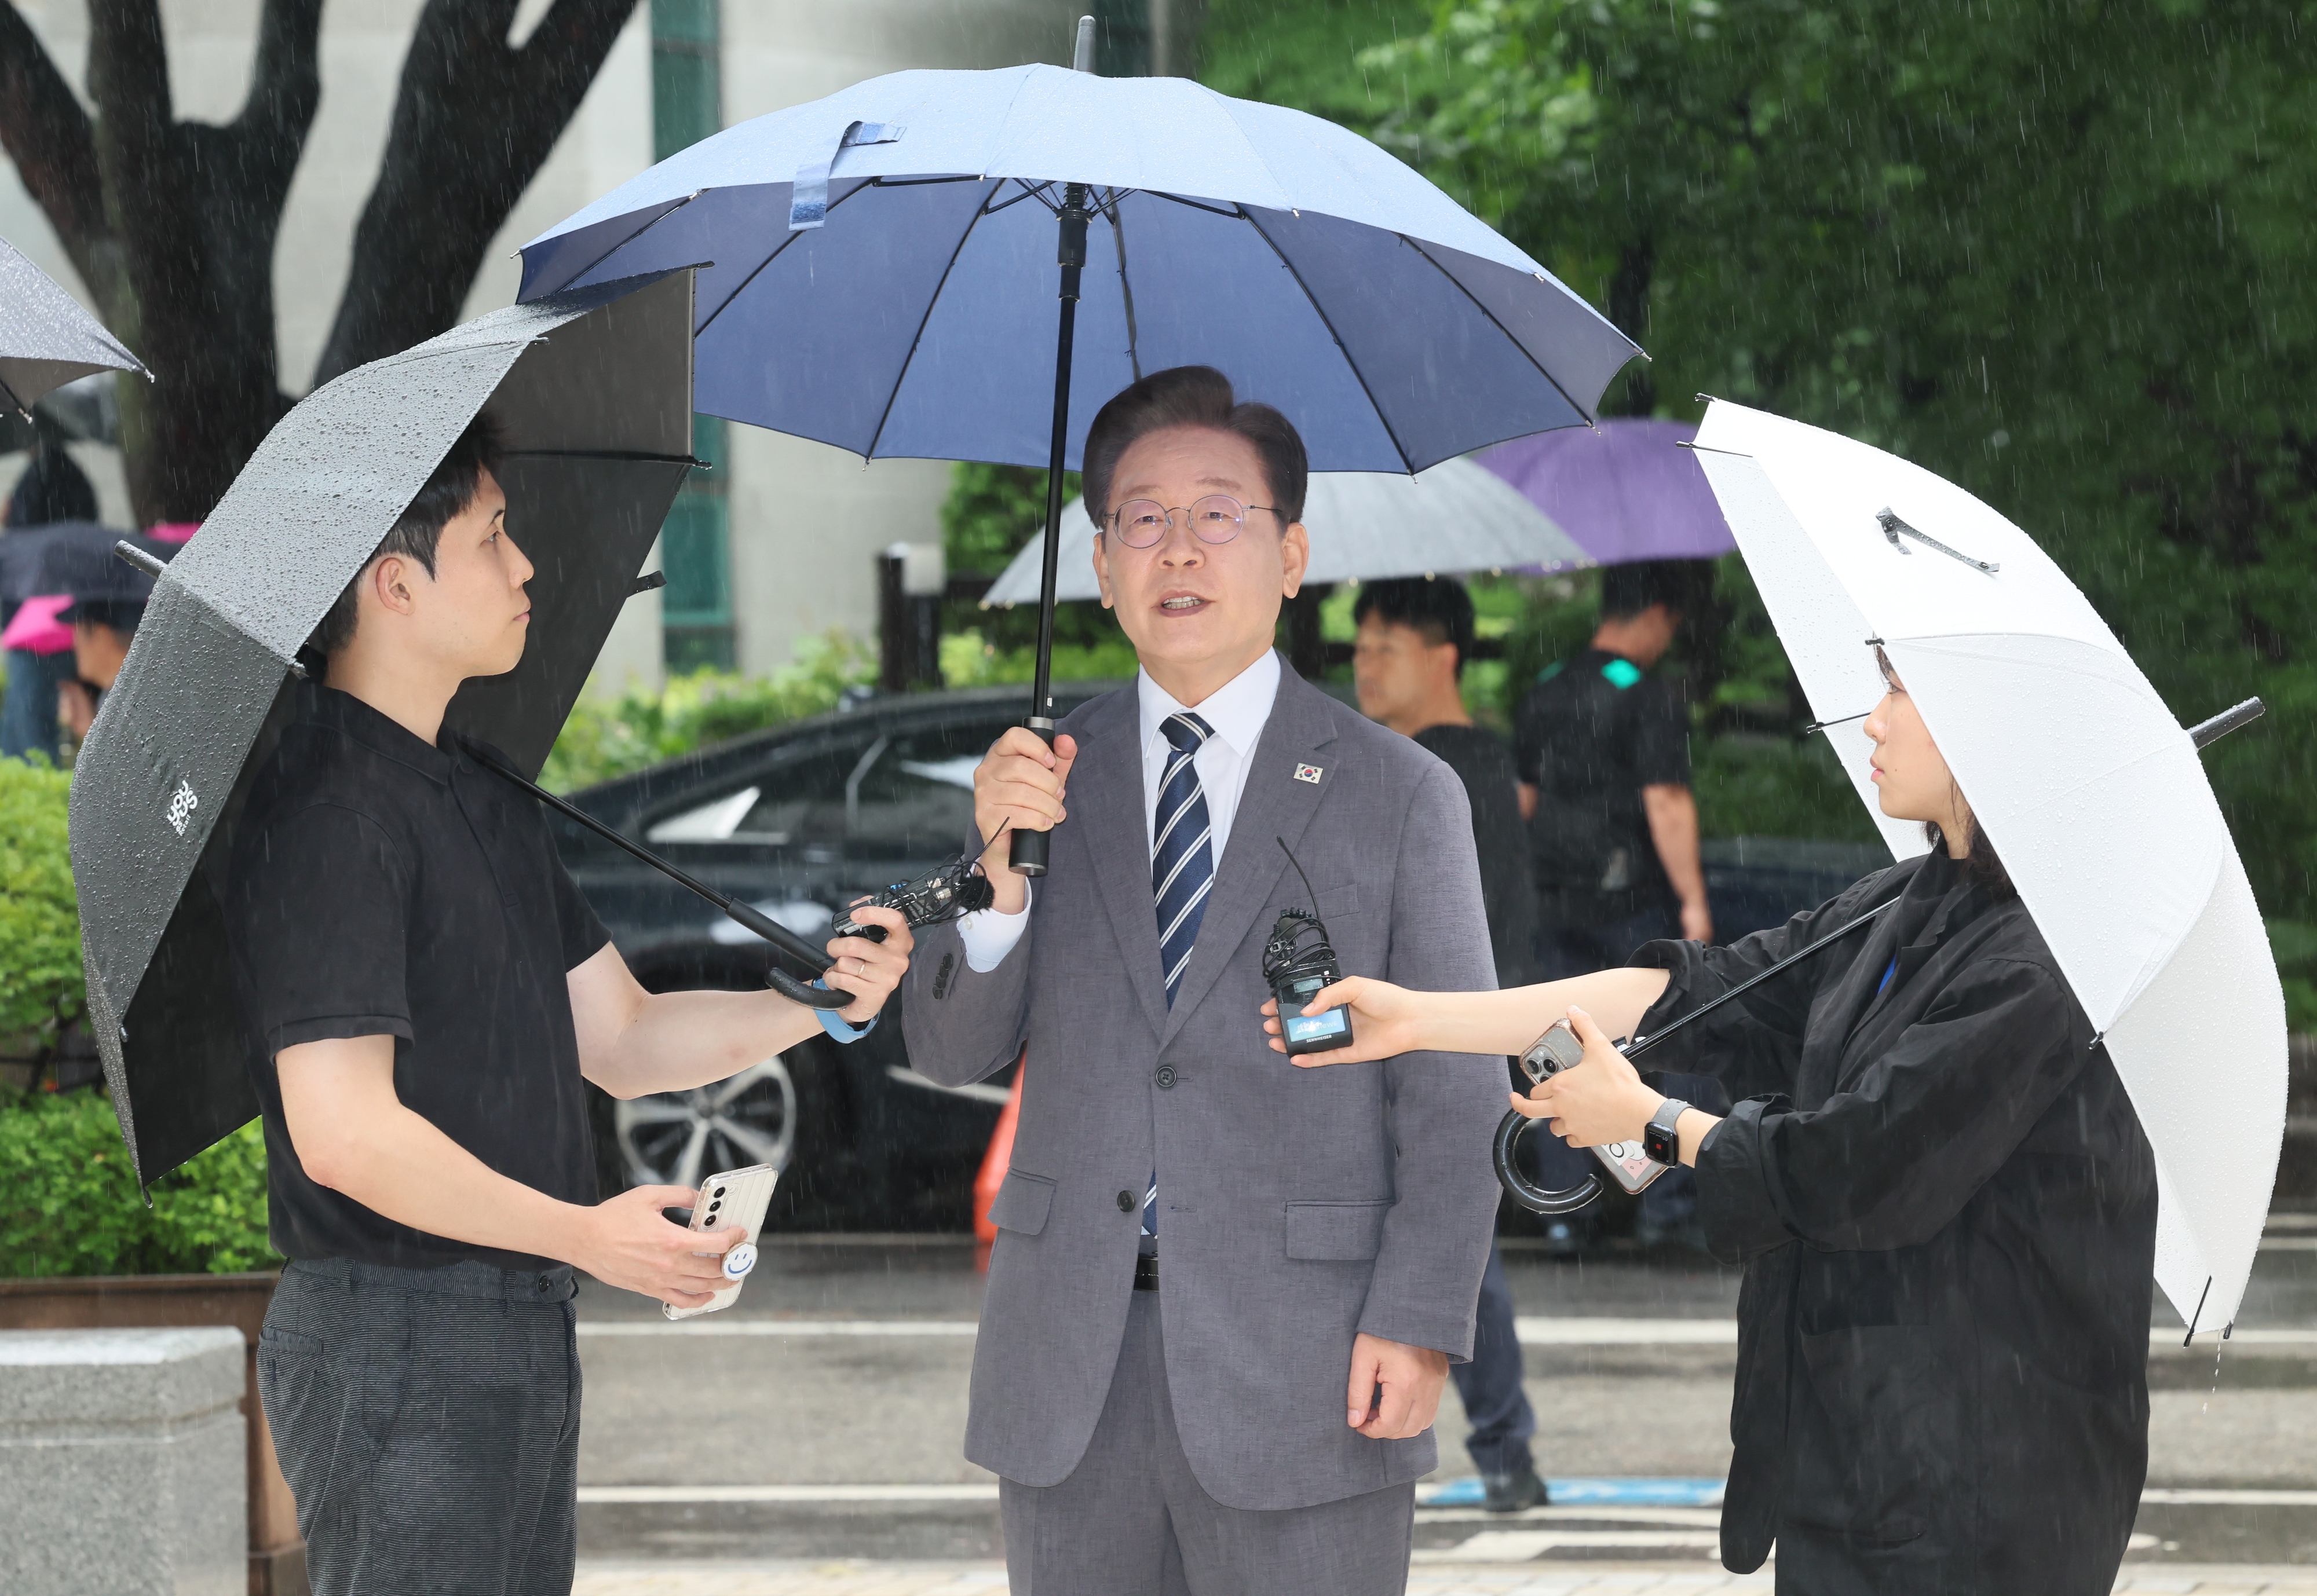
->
xmin=0 ymin=1325 xmax=245 ymax=1595
xmin=0 ymin=1273 xmax=304 ymax=1596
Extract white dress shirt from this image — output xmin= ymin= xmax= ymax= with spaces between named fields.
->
xmin=957 ymin=649 xmax=1283 ymax=972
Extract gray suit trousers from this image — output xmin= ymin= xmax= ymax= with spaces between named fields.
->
xmin=1001 ymin=1291 xmax=1415 ymax=1596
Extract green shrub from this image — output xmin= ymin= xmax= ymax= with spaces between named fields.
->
xmin=542 ymin=631 xmax=875 ymax=792
xmin=0 ymin=756 xmax=83 ymax=1065
xmin=0 ymin=1089 xmax=275 ymax=1277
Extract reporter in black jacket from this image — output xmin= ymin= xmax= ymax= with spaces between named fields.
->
xmin=1266 ymin=650 xmax=2157 ymax=1592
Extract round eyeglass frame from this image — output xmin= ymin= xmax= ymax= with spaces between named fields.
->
xmin=1101 ymin=495 xmax=1279 ymax=550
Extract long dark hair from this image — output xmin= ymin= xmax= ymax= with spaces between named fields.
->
xmin=1876 ymin=645 xmax=2014 ymax=898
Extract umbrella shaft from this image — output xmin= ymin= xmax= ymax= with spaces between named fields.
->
xmin=1030 ymin=184 xmax=1091 ymax=726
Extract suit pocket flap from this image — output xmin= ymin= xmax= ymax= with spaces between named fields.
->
xmin=1315 ymin=883 xmax=1360 ymax=921
xmin=988 ymin=1170 xmax=1056 ymax=1236
xmin=1284 ymin=1199 xmax=1391 ymax=1261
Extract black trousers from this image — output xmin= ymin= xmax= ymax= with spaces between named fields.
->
xmin=1448 ymin=1244 xmax=1534 ymax=1478
xmin=258 ymin=1257 xmax=582 ymax=1596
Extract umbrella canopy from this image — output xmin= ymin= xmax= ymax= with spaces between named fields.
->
xmin=515 ymin=64 xmax=1638 ymax=477
xmin=1690 ymin=398 xmax=2286 ymax=1335
xmin=1478 ymin=418 xmax=1735 ymax=566
xmin=68 ymin=270 xmax=697 ymax=1186
xmin=980 ymin=455 xmax=1589 ymax=607
xmin=0 ymin=522 xmax=181 ymax=609
xmin=0 ymin=235 xmax=148 ymax=412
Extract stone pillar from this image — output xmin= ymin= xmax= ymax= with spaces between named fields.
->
xmin=0 ymin=1327 xmax=247 ymax=1596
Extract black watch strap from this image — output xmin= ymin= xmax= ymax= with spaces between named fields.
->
xmin=1643 ymin=1098 xmax=1690 ymax=1165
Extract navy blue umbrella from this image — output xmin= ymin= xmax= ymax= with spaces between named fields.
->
xmin=517 ymin=35 xmax=1640 ymax=872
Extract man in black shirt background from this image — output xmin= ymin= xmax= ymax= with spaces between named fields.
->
xmin=1515 ymin=562 xmax=1711 ymax=971
xmin=1353 ymin=576 xmax=1545 ymax=1513
xmin=1515 ymin=560 xmax=1716 ymax=1248
xmin=226 ymin=415 xmax=914 ymax=1596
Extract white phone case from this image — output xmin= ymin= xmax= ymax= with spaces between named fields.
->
xmin=661 ymin=1163 xmax=779 ymax=1321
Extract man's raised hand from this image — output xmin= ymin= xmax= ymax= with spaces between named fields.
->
xmin=972 ymin=727 xmax=1079 ymax=909
xmin=569 ymin=1185 xmax=745 ymax=1308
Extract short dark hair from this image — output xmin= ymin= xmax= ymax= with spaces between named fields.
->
xmin=1599 ymin=559 xmax=1692 ymax=621
xmin=310 ymin=411 xmax=506 ymax=658
xmin=1081 ymin=365 xmax=1307 ymax=532
xmin=1353 ymin=576 xmax=1475 ymax=678
xmin=71 ymin=599 xmax=143 ymax=634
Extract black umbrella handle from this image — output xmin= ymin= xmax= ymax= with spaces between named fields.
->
xmin=1011 ymin=180 xmax=1091 ymax=880
xmin=1493 ymin=1110 xmax=1606 ymax=1214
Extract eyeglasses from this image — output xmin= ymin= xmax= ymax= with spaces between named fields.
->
xmin=1102 ymin=495 xmax=1278 ymax=550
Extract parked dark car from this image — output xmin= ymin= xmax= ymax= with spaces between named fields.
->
xmin=556 ymin=678 xmax=1897 ymax=1232
xmin=554 ymin=683 xmax=1119 ymax=1231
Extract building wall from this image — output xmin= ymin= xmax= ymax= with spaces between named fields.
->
xmin=1 ymin=0 xmax=1083 ymax=694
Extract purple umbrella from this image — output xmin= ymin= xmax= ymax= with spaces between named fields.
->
xmin=1478 ymin=418 xmax=1734 ymax=566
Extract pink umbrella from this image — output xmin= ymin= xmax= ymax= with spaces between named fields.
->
xmin=0 ymin=592 xmax=74 ymax=653
xmin=1478 ymin=418 xmax=1735 ymax=566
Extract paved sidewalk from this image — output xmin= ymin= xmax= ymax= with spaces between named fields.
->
xmin=573 ymin=1561 xmax=2317 ymax=1595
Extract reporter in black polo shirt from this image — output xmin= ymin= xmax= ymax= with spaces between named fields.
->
xmin=224 ymin=414 xmax=913 ymax=1596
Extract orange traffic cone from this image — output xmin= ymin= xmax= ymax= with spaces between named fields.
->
xmin=973 ymin=1050 xmax=1026 ymax=1271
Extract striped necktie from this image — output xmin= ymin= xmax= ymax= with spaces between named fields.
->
xmin=1146 ymin=711 xmax=1214 ymax=1243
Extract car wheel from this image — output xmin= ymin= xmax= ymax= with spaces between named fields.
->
xmin=615 ymin=1054 xmax=799 ymax=1191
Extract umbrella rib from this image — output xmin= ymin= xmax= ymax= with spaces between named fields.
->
xmin=1397 ymin=235 xmax=1600 ymax=431
xmin=1143 ymin=190 xmax=1251 ymax=221
xmin=695 ymin=177 xmax=881 ymax=339
xmin=501 ymin=448 xmax=705 ymax=466
xmin=861 ymin=178 xmax=1005 ymax=463
xmin=543 ymin=192 xmax=701 ymax=301
xmin=1235 ymin=205 xmax=1417 ymax=475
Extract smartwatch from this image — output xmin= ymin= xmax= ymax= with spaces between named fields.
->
xmin=1643 ymin=1097 xmax=1690 ymax=1166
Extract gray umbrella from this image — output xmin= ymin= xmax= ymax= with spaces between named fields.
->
xmin=0 ymin=235 xmax=149 ymax=413
xmin=68 ymin=270 xmax=700 ymax=1186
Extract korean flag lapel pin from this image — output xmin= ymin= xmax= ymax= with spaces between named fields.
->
xmin=1293 ymin=762 xmax=1325 ymax=785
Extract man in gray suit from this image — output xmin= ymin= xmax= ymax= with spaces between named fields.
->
xmin=902 ymin=366 xmax=1508 ymax=1593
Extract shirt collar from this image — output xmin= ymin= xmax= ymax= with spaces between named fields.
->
xmin=303 ymin=680 xmax=454 ymax=786
xmin=1137 ymin=648 xmax=1282 ymax=759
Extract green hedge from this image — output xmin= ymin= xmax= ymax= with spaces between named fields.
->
xmin=0 ymin=1089 xmax=275 ymax=1277
xmin=0 ymin=756 xmax=83 ymax=1056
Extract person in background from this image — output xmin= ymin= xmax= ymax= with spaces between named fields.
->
xmin=1352 ymin=574 xmax=1545 ymax=1514
xmin=1515 ymin=559 xmax=1715 ymax=1249
xmin=0 ymin=444 xmax=99 ymax=760
xmin=58 ymin=595 xmax=140 ymax=741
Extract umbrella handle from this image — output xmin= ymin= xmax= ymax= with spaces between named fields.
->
xmin=1493 ymin=1109 xmax=1604 ymax=1215
xmin=1007 ymin=721 xmax=1057 ymax=877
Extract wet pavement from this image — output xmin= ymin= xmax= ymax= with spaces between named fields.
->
xmin=571 ymin=1226 xmax=2317 ymax=1575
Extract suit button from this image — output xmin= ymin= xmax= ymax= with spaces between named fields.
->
xmin=1154 ymin=1064 xmax=1178 ymax=1090
xmin=1116 ymin=1191 xmax=1135 ymax=1213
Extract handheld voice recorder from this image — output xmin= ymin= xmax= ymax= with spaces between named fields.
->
xmin=662 ymin=1163 xmax=779 ymax=1322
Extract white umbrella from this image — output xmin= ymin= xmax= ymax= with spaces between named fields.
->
xmin=1690 ymin=399 xmax=2285 ymax=1336
xmin=978 ymin=454 xmax=1589 ymax=608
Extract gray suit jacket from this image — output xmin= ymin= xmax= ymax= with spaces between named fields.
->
xmin=902 ymin=661 xmax=1508 ymax=1510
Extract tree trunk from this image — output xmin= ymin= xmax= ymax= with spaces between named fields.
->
xmin=314 ymin=0 xmax=639 ymax=386
xmin=85 ymin=0 xmax=320 ymax=524
xmin=2 ymin=0 xmax=637 ymax=525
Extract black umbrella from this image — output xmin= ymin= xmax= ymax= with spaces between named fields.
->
xmin=0 ymin=521 xmax=178 ymax=611
xmin=0 ymin=233 xmax=148 ymax=413
xmin=64 ymin=269 xmax=855 ymax=1187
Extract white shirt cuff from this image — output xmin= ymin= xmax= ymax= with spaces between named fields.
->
xmin=956 ymin=884 xmax=1032 ymax=973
